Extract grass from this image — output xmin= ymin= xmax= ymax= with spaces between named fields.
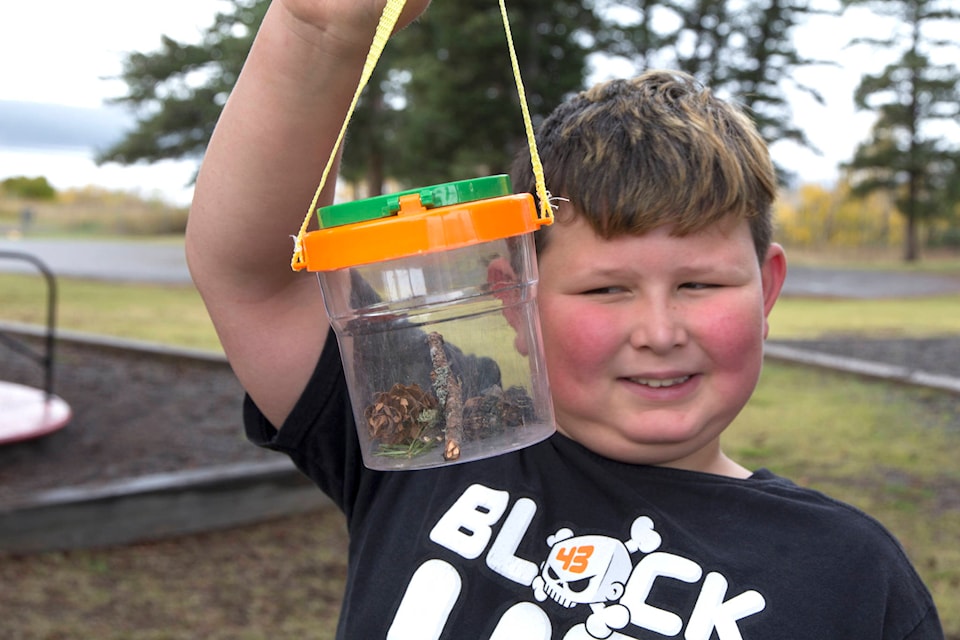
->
xmin=769 ymin=294 xmax=960 ymax=339
xmin=785 ymin=246 xmax=960 ymax=273
xmin=1 ymin=191 xmax=189 ymax=237
xmin=732 ymin=364 xmax=960 ymax=630
xmin=1 ymin=245 xmax=959 ymax=636
xmin=0 ymin=509 xmax=350 ymax=640
xmin=0 ymin=273 xmax=222 ymax=352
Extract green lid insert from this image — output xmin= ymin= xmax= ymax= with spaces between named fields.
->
xmin=318 ymin=175 xmax=512 ymax=228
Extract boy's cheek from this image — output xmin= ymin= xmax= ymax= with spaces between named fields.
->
xmin=707 ymin=310 xmax=769 ymax=378
xmin=540 ymin=303 xmax=613 ymax=362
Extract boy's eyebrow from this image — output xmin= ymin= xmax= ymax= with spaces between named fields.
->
xmin=569 ymin=264 xmax=636 ymax=278
xmin=583 ymin=261 xmax=750 ymax=280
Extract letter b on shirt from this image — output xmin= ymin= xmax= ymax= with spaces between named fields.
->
xmin=430 ymin=484 xmax=510 ymax=559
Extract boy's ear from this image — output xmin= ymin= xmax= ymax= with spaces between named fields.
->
xmin=487 ymin=256 xmax=529 ymax=356
xmin=487 ymin=256 xmax=517 ymax=290
xmin=760 ymin=243 xmax=787 ymax=339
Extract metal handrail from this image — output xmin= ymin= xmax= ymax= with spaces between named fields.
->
xmin=0 ymin=251 xmax=58 ymax=399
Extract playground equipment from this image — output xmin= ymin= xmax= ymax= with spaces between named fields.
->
xmin=0 ymin=251 xmax=72 ymax=444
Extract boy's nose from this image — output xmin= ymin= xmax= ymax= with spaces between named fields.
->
xmin=628 ymin=298 xmax=687 ymax=354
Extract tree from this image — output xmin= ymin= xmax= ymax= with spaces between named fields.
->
xmin=1 ymin=176 xmax=56 ymax=200
xmin=100 ymin=0 xmax=600 ymax=195
xmin=361 ymin=0 xmax=600 ymax=188
xmin=842 ymin=0 xmax=960 ymax=261
xmin=592 ymin=0 xmax=836 ymax=184
xmin=775 ymin=179 xmax=904 ymax=250
xmin=97 ymin=0 xmax=267 ymax=167
xmin=100 ymin=1 xmax=840 ymax=196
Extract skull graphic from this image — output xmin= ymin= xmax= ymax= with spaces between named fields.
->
xmin=532 ymin=532 xmax=632 ymax=608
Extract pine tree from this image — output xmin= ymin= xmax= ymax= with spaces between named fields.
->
xmin=344 ymin=0 xmax=600 ymax=191
xmin=96 ymin=0 xmax=267 ymax=166
xmin=842 ymin=0 xmax=960 ymax=261
xmin=594 ymin=0 xmax=833 ymax=184
xmin=98 ymin=0 xmax=601 ymax=195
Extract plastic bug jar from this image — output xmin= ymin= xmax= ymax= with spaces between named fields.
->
xmin=300 ymin=175 xmax=555 ymax=470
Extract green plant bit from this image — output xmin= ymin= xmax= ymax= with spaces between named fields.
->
xmin=375 ymin=434 xmax=440 ymax=458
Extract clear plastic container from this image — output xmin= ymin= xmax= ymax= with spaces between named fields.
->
xmin=301 ymin=176 xmax=555 ymax=470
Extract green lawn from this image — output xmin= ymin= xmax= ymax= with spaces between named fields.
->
xmin=0 ymin=273 xmax=222 ymax=352
xmin=734 ymin=364 xmax=960 ymax=630
xmin=770 ymin=295 xmax=960 ymax=339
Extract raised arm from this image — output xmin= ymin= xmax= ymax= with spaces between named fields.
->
xmin=186 ymin=0 xmax=430 ymax=427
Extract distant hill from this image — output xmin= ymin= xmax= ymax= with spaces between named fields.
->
xmin=0 ymin=101 xmax=134 ymax=152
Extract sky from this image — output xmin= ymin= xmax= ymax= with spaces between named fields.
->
xmin=0 ymin=1 xmax=938 ymax=206
xmin=0 ymin=0 xmax=227 ymax=205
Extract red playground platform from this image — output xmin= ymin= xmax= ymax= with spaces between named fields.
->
xmin=1 ymin=250 xmax=72 ymax=444
xmin=0 ymin=381 xmax=71 ymax=444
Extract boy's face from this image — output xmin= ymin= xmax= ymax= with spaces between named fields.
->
xmin=535 ymin=210 xmax=786 ymax=475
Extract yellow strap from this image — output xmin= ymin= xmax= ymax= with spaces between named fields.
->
xmin=291 ymin=0 xmax=406 ymax=271
xmin=292 ymin=0 xmax=552 ymax=271
xmin=498 ymin=0 xmax=553 ymax=224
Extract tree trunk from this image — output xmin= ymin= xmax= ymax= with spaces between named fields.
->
xmin=367 ymin=150 xmax=385 ymax=198
xmin=904 ymin=169 xmax=920 ymax=262
xmin=904 ymin=211 xmax=919 ymax=262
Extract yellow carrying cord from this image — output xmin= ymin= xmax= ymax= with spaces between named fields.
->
xmin=291 ymin=0 xmax=553 ymax=271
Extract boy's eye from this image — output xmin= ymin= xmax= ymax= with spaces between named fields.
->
xmin=680 ymin=282 xmax=717 ymax=290
xmin=582 ymin=286 xmax=625 ymax=295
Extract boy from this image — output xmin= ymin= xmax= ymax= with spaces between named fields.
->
xmin=186 ymin=1 xmax=942 ymax=638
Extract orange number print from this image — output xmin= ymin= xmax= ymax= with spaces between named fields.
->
xmin=554 ymin=545 xmax=595 ymax=574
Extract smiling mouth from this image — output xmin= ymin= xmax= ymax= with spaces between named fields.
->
xmin=627 ymin=375 xmax=692 ymax=388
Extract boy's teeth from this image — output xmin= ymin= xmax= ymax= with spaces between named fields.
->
xmin=631 ymin=376 xmax=690 ymax=388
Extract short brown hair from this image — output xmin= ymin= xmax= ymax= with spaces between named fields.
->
xmin=512 ymin=70 xmax=777 ymax=261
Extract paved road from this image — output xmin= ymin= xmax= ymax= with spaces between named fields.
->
xmin=2 ymin=238 xmax=960 ymax=297
xmin=0 ymin=238 xmax=190 ymax=284
xmin=784 ymin=264 xmax=960 ymax=299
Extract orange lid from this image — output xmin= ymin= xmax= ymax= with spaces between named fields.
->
xmin=301 ymin=192 xmax=546 ymax=271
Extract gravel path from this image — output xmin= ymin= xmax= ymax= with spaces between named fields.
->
xmin=773 ymin=336 xmax=960 ymax=380
xmin=0 ymin=338 xmax=273 ymax=506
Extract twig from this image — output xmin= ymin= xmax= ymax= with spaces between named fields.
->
xmin=427 ymin=332 xmax=464 ymax=461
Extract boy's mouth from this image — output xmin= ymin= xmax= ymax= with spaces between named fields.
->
xmin=626 ymin=375 xmax=692 ymax=388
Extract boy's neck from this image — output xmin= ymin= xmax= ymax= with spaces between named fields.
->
xmin=657 ymin=446 xmax=753 ymax=479
xmin=695 ymin=453 xmax=752 ymax=479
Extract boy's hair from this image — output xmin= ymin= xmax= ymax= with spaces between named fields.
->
xmin=511 ymin=70 xmax=777 ymax=261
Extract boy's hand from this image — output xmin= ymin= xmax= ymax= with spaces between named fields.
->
xmin=277 ymin=0 xmax=430 ymax=54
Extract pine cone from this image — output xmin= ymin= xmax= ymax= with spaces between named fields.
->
xmin=462 ymin=391 xmax=503 ymax=439
xmin=462 ymin=385 xmax=536 ymax=439
xmin=500 ymin=385 xmax=535 ymax=427
xmin=364 ymin=383 xmax=440 ymax=446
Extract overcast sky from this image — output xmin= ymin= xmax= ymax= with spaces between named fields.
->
xmin=0 ymin=0 xmax=947 ymax=204
xmin=1 ymin=1 xmax=226 ymax=109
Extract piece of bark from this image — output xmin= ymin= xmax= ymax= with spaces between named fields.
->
xmin=426 ymin=332 xmax=464 ymax=461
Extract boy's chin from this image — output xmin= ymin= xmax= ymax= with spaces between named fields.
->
xmin=559 ymin=420 xmax=728 ymax=470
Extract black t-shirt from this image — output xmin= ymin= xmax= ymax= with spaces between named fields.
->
xmin=245 ymin=330 xmax=943 ymax=639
